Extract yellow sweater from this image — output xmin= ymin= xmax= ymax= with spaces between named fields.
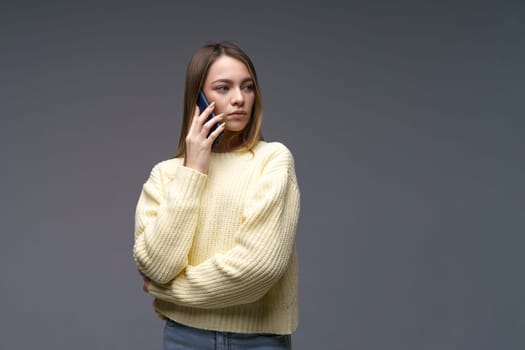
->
xmin=133 ymin=141 xmax=300 ymax=335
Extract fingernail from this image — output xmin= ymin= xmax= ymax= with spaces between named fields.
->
xmin=209 ymin=101 xmax=215 ymax=108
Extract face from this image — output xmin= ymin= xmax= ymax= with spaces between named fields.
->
xmin=202 ymin=55 xmax=255 ymax=133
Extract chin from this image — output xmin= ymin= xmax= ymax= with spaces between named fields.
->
xmin=225 ymin=123 xmax=249 ymax=133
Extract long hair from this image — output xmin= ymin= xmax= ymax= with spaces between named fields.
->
xmin=174 ymin=41 xmax=263 ymax=158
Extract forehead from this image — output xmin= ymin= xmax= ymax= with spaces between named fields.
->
xmin=205 ymin=55 xmax=251 ymax=81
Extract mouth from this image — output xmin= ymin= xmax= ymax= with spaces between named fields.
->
xmin=228 ymin=111 xmax=247 ymax=118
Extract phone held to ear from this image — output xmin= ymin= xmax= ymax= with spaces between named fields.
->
xmin=197 ymin=90 xmax=222 ymax=148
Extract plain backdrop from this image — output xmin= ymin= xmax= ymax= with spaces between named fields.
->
xmin=1 ymin=1 xmax=524 ymax=349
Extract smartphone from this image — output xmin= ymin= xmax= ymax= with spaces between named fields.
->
xmin=197 ymin=90 xmax=222 ymax=147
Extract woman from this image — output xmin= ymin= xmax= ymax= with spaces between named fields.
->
xmin=133 ymin=41 xmax=300 ymax=349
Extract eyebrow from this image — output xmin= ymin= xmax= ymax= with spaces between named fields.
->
xmin=211 ymin=78 xmax=253 ymax=84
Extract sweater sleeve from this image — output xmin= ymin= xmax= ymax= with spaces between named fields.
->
xmin=133 ymin=162 xmax=207 ymax=284
xmin=147 ymin=148 xmax=300 ymax=308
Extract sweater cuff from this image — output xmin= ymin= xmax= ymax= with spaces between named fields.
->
xmin=166 ymin=165 xmax=207 ymax=201
xmin=148 ymin=282 xmax=171 ymax=300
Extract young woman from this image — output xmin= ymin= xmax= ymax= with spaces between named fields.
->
xmin=133 ymin=41 xmax=300 ymax=349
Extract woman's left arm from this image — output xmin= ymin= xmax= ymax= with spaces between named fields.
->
xmin=147 ymin=148 xmax=300 ymax=308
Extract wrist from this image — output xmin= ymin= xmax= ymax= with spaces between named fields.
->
xmin=184 ymin=161 xmax=207 ymax=174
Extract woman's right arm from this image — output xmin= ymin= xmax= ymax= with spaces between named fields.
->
xmin=135 ymin=103 xmax=223 ymax=284
xmin=133 ymin=163 xmax=207 ymax=284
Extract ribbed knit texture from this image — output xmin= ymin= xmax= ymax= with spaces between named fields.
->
xmin=133 ymin=141 xmax=300 ymax=335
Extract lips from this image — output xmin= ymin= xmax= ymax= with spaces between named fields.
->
xmin=228 ymin=111 xmax=247 ymax=118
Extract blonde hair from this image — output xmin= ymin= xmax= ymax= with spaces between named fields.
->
xmin=174 ymin=41 xmax=263 ymax=158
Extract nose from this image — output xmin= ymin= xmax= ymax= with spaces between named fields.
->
xmin=231 ymin=87 xmax=244 ymax=106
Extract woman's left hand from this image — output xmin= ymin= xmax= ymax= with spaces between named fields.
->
xmin=139 ymin=271 xmax=150 ymax=293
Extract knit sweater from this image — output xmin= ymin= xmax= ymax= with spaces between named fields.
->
xmin=133 ymin=141 xmax=300 ymax=335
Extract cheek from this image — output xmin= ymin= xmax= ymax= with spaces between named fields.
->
xmin=247 ymin=95 xmax=256 ymax=111
xmin=218 ymin=102 xmax=230 ymax=115
xmin=207 ymin=93 xmax=227 ymax=113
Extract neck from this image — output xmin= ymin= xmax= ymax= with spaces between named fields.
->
xmin=212 ymin=131 xmax=243 ymax=153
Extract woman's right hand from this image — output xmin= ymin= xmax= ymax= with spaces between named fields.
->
xmin=184 ymin=101 xmax=225 ymax=174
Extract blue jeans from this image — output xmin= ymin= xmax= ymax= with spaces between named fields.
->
xmin=163 ymin=319 xmax=292 ymax=350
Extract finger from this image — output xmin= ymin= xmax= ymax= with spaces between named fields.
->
xmin=142 ymin=276 xmax=150 ymax=292
xmin=191 ymin=102 xmax=215 ymax=136
xmin=190 ymin=105 xmax=201 ymax=128
xmin=197 ymin=101 xmax=215 ymax=123
xmin=201 ymin=113 xmax=225 ymax=134
xmin=208 ymin=122 xmax=226 ymax=140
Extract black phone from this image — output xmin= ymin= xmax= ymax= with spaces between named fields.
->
xmin=197 ymin=90 xmax=222 ymax=147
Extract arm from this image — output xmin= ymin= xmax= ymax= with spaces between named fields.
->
xmin=135 ymin=102 xmax=223 ymax=284
xmin=133 ymin=163 xmax=207 ymax=284
xmin=147 ymin=149 xmax=301 ymax=308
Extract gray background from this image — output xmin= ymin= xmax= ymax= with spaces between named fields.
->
xmin=1 ymin=1 xmax=524 ymax=349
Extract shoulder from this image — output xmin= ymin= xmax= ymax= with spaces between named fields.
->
xmin=253 ymin=141 xmax=296 ymax=164
xmin=253 ymin=141 xmax=298 ymax=183
xmin=144 ymin=157 xmax=184 ymax=184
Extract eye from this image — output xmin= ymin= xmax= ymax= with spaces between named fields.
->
xmin=215 ymin=85 xmax=229 ymax=92
xmin=242 ymin=84 xmax=254 ymax=91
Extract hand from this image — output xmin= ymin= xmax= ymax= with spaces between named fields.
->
xmin=139 ymin=271 xmax=150 ymax=293
xmin=184 ymin=102 xmax=225 ymax=174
